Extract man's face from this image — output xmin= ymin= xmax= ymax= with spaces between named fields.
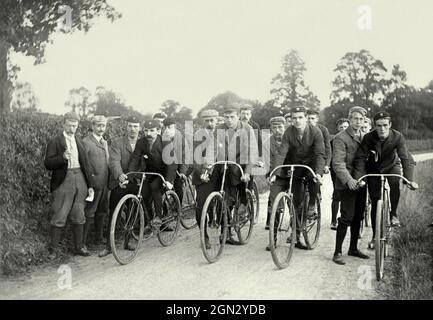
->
xmin=349 ymin=112 xmax=364 ymax=131
xmin=240 ymin=110 xmax=252 ymax=122
xmin=271 ymin=123 xmax=285 ymax=139
xmin=162 ymin=124 xmax=176 ymax=139
xmin=154 ymin=117 xmax=165 ymax=126
xmin=92 ymin=122 xmax=106 ymax=137
xmin=337 ymin=122 xmax=349 ymax=132
xmin=64 ymin=120 xmax=79 ymax=135
xmin=217 ymin=118 xmax=225 ymax=125
xmin=126 ymin=122 xmax=140 ymax=139
xmin=285 ymin=117 xmax=292 ymax=126
xmin=203 ymin=117 xmax=217 ymax=130
xmin=307 ymin=114 xmax=319 ymax=126
xmin=224 ymin=111 xmax=239 ymax=129
xmin=375 ymin=119 xmax=392 ymax=140
xmin=144 ymin=127 xmax=158 ymax=141
xmin=361 ymin=122 xmax=372 ymax=134
xmin=291 ymin=112 xmax=307 ymax=129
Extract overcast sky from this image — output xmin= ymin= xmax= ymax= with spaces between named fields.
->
xmin=11 ymin=0 xmax=433 ymax=116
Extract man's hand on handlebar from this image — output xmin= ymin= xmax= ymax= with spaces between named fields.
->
xmin=347 ymin=178 xmax=359 ymax=191
xmin=323 ymin=166 xmax=330 ymax=175
xmin=407 ymin=181 xmax=419 ymax=190
xmin=200 ymin=173 xmax=210 ymax=182
xmin=313 ymin=174 xmax=323 ymax=185
xmin=241 ymin=172 xmax=251 ymax=183
xmin=268 ymin=175 xmax=276 ymax=185
xmin=164 ymin=181 xmax=174 ymax=190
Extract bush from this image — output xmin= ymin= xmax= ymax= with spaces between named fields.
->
xmin=407 ymin=139 xmax=433 ymax=153
xmin=0 ymin=111 xmax=128 ymax=276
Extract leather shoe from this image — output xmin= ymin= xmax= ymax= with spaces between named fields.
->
xmin=348 ymin=249 xmax=369 ymax=259
xmin=333 ymin=253 xmax=345 ymax=265
xmin=75 ymin=246 xmax=91 ymax=257
xmin=295 ymin=242 xmax=308 ymax=250
xmin=265 ymin=244 xmax=271 ymax=251
xmin=98 ymin=248 xmax=111 ymax=258
xmin=226 ymin=238 xmax=239 ymax=245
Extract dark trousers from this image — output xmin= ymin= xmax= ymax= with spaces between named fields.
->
xmin=141 ymin=177 xmax=164 ymax=219
xmin=266 ymin=176 xmax=289 ymax=226
xmin=368 ymin=166 xmax=401 ymax=238
xmin=195 ymin=172 xmax=220 ymax=227
xmin=330 ymin=168 xmax=341 ymax=224
xmin=334 ymin=188 xmax=366 ymax=254
xmin=291 ymin=167 xmax=319 ymax=208
xmin=174 ymin=176 xmax=184 ymax=204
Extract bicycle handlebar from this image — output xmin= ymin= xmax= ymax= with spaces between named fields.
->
xmin=123 ymin=171 xmax=167 ymax=185
xmin=268 ymin=164 xmax=317 ymax=180
xmin=203 ymin=161 xmax=245 ymax=176
xmin=357 ymin=174 xmax=418 ymax=190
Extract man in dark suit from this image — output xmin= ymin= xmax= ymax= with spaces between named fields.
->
xmin=307 ymin=109 xmax=331 ymax=174
xmin=44 ymin=112 xmax=94 ymax=258
xmin=98 ymin=116 xmax=141 ymax=257
xmin=354 ymin=111 xmax=417 ymax=249
xmin=82 ymin=115 xmax=110 ymax=249
xmin=128 ymin=120 xmax=177 ymax=226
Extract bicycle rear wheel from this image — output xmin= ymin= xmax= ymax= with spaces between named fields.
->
xmin=180 ymin=177 xmax=198 ymax=229
xmin=251 ymin=180 xmax=260 ymax=225
xmin=269 ymin=192 xmax=296 ymax=269
xmin=110 ymin=194 xmax=144 ymax=265
xmin=236 ymin=189 xmax=255 ymax=244
xmin=200 ymin=192 xmax=228 ymax=263
xmin=375 ymin=199 xmax=385 ymax=280
xmin=302 ymin=193 xmax=321 ymax=250
xmin=383 ymin=189 xmax=390 ymax=258
xmin=157 ymin=190 xmax=181 ymax=246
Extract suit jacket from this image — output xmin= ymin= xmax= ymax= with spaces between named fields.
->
xmin=262 ymin=135 xmax=286 ymax=178
xmin=127 ymin=135 xmax=177 ymax=184
xmin=44 ymin=134 xmax=94 ymax=192
xmin=108 ymin=136 xmax=137 ymax=190
xmin=168 ymin=130 xmax=192 ymax=176
xmin=248 ymin=119 xmax=262 ymax=158
xmin=332 ymin=127 xmax=364 ymax=190
xmin=278 ymin=123 xmax=326 ymax=175
xmin=353 ymin=129 xmax=416 ymax=181
xmin=317 ymin=123 xmax=332 ymax=167
xmin=191 ymin=127 xmax=216 ymax=186
xmin=82 ymin=134 xmax=109 ymax=190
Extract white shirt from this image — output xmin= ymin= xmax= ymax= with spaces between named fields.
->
xmin=63 ymin=131 xmax=80 ymax=169
xmin=93 ymin=133 xmax=103 ymax=143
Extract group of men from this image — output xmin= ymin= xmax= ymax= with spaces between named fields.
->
xmin=44 ymin=102 xmax=418 ymax=266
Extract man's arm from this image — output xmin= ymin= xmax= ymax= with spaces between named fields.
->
xmin=313 ymin=129 xmax=326 ymax=175
xmin=322 ymin=126 xmax=332 ymax=167
xmin=108 ymin=139 xmax=124 ymax=181
xmin=396 ymin=133 xmax=416 ymax=181
xmin=353 ymin=138 xmax=369 ymax=180
xmin=127 ymin=138 xmax=145 ymax=172
xmin=332 ymin=137 xmax=352 ymax=186
xmin=44 ymin=138 xmax=67 ymax=170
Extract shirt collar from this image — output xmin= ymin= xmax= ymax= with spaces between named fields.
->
xmin=93 ymin=133 xmax=103 ymax=143
xmin=63 ymin=131 xmax=75 ymax=140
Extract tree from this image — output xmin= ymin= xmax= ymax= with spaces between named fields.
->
xmin=270 ymin=50 xmax=320 ymax=110
xmin=160 ymin=99 xmax=181 ymax=118
xmin=65 ymin=86 xmax=93 ymax=119
xmin=251 ymin=100 xmax=281 ymax=129
xmin=201 ymin=91 xmax=246 ymax=115
xmin=330 ymin=49 xmax=388 ymax=109
xmin=0 ymin=0 xmax=121 ymax=113
xmin=175 ymin=106 xmax=193 ymax=121
xmin=10 ymin=81 xmax=38 ymax=112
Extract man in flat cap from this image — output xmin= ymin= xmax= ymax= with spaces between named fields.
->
xmin=284 ymin=113 xmax=292 ymax=127
xmin=81 ymin=115 xmax=110 ymax=250
xmin=153 ymin=112 xmax=167 ymax=134
xmin=262 ymin=117 xmax=286 ymax=236
xmin=332 ymin=106 xmax=370 ymax=264
xmin=329 ymin=118 xmax=350 ymax=230
xmin=307 ymin=109 xmax=331 ymax=175
xmin=98 ymin=116 xmax=142 ymax=257
xmin=128 ymin=119 xmax=177 ymax=227
xmin=354 ymin=111 xmax=417 ymax=249
xmin=361 ymin=117 xmax=372 ymax=134
xmin=44 ymin=112 xmax=95 ymax=258
xmin=192 ymin=109 xmax=220 ymax=248
xmin=216 ymin=115 xmax=225 ymax=126
xmin=273 ymin=106 xmax=325 ymax=249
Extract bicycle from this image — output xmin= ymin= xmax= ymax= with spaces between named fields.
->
xmin=199 ymin=161 xmax=256 ymax=263
xmin=249 ymin=177 xmax=260 ymax=225
xmin=109 ymin=172 xmax=181 ymax=265
xmin=357 ymin=174 xmax=418 ymax=281
xmin=177 ymin=172 xmax=198 ymax=230
xmin=359 ymin=186 xmax=371 ymax=239
xmin=268 ymin=164 xmax=321 ymax=269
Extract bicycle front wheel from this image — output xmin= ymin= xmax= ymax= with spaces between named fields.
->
xmin=251 ymin=180 xmax=260 ymax=225
xmin=110 ymin=194 xmax=144 ymax=265
xmin=200 ymin=192 xmax=228 ymax=263
xmin=375 ymin=199 xmax=385 ymax=280
xmin=236 ymin=189 xmax=255 ymax=244
xmin=269 ymin=192 xmax=296 ymax=269
xmin=157 ymin=190 xmax=181 ymax=246
xmin=180 ymin=177 xmax=198 ymax=230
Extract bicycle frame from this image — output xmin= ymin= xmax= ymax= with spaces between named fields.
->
xmin=124 ymin=171 xmax=168 ymax=202
xmin=203 ymin=160 xmax=246 ymax=196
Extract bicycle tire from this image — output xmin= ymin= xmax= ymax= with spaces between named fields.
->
xmin=251 ymin=180 xmax=260 ymax=225
xmin=180 ymin=178 xmax=198 ymax=230
xmin=157 ymin=190 xmax=181 ymax=247
xmin=269 ymin=192 xmax=296 ymax=269
xmin=200 ymin=191 xmax=228 ymax=263
xmin=236 ymin=189 xmax=255 ymax=244
xmin=110 ymin=194 xmax=144 ymax=265
xmin=375 ymin=199 xmax=385 ymax=280
xmin=302 ymin=193 xmax=321 ymax=250
xmin=383 ymin=189 xmax=390 ymax=258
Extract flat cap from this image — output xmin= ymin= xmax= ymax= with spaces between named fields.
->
xmin=162 ymin=117 xmax=176 ymax=126
xmin=143 ymin=120 xmax=160 ymax=129
xmin=223 ymin=104 xmax=240 ymax=114
xmin=153 ymin=112 xmax=167 ymax=119
xmin=64 ymin=112 xmax=80 ymax=121
xmin=240 ymin=103 xmax=253 ymax=111
xmin=284 ymin=112 xmax=292 ymax=119
xmin=336 ymin=118 xmax=349 ymax=126
xmin=269 ymin=116 xmax=286 ymax=126
xmin=200 ymin=109 xmax=219 ymax=119
xmin=348 ymin=106 xmax=367 ymax=117
xmin=91 ymin=115 xmax=107 ymax=123
xmin=291 ymin=106 xmax=307 ymax=114
xmin=307 ymin=109 xmax=320 ymax=115
xmin=125 ymin=116 xmax=141 ymax=124
xmin=373 ymin=111 xmax=391 ymax=122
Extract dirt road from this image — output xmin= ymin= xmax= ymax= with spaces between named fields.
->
xmin=1 ymin=153 xmax=431 ymax=300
